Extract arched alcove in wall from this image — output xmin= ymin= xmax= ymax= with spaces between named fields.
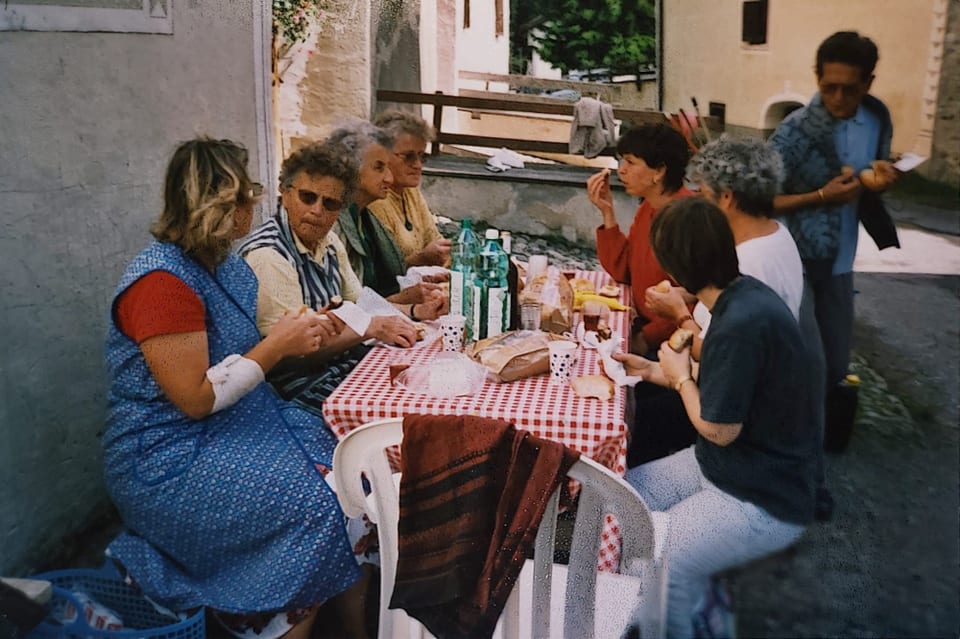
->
xmin=763 ymin=101 xmax=803 ymax=130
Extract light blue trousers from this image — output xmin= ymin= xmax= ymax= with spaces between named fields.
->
xmin=625 ymin=446 xmax=806 ymax=638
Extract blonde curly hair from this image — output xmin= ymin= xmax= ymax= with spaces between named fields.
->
xmin=151 ymin=137 xmax=257 ymax=265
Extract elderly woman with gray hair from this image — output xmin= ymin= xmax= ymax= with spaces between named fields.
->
xmin=330 ymin=120 xmax=447 ymax=318
xmin=368 ymin=110 xmax=451 ymax=267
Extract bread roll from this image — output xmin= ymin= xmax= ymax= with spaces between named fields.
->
xmin=860 ymin=160 xmax=895 ymax=192
xmin=654 ymin=279 xmax=671 ymax=294
xmin=598 ymin=283 xmax=620 ymax=297
xmin=570 ymin=374 xmax=615 ymax=400
xmin=667 ymin=327 xmax=694 ymax=353
xmin=569 ymin=277 xmax=596 ymax=294
xmin=841 ymin=165 xmax=855 ymax=177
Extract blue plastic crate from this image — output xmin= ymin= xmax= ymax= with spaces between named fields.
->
xmin=26 ymin=565 xmax=204 ymax=639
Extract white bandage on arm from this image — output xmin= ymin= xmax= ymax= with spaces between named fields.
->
xmin=205 ymin=354 xmax=265 ymax=414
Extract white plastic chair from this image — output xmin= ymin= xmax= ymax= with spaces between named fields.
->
xmin=333 ymin=417 xmax=670 ymax=639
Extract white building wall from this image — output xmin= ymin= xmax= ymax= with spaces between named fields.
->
xmin=0 ymin=1 xmax=267 ymax=575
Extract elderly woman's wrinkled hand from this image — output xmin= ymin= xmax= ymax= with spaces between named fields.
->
xmin=413 ymin=288 xmax=448 ymax=321
xmin=370 ymin=315 xmax=418 ymax=349
xmin=420 ymin=238 xmax=452 ymax=267
xmin=270 ymin=308 xmax=336 ymax=358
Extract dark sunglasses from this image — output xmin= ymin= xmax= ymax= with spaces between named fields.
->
xmin=395 ymin=151 xmax=428 ymax=166
xmin=295 ymin=188 xmax=343 ymax=212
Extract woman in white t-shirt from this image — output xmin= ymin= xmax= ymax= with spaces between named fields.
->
xmin=645 ymin=136 xmax=802 ymax=351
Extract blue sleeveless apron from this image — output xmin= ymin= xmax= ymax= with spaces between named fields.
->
xmin=102 ymin=242 xmax=359 ymax=614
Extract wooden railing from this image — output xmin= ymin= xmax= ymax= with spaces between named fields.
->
xmin=376 ymin=89 xmax=671 ymax=157
xmin=458 ymin=70 xmax=625 ymax=104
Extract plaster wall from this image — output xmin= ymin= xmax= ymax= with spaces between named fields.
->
xmin=421 ymin=176 xmax=636 ymax=246
xmin=456 ymin=0 xmax=509 ymax=80
xmin=0 ymin=3 xmax=264 ymax=575
xmin=282 ymin=1 xmax=372 ymax=154
xmin=662 ymin=0 xmax=937 ymax=153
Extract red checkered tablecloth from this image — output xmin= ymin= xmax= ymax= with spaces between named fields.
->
xmin=323 ymin=270 xmax=633 ymax=571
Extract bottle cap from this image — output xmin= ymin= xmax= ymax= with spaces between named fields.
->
xmin=845 ymin=374 xmax=861 ymax=386
xmin=485 ymin=229 xmax=499 ymax=240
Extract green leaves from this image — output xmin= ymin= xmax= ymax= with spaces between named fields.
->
xmin=523 ymin=0 xmax=656 ymax=74
xmin=273 ymin=0 xmax=329 ymax=47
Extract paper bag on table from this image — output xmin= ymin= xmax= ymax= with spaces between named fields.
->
xmin=519 ymin=266 xmax=574 ymax=335
xmin=467 ymin=330 xmax=569 ymax=383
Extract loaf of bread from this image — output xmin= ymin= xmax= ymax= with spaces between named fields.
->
xmin=667 ymin=327 xmax=694 ymax=353
xmin=570 ymin=374 xmax=615 ymax=400
xmin=569 ymin=277 xmax=596 ymax=294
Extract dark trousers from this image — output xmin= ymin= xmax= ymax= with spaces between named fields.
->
xmin=805 ymin=266 xmax=855 ymax=388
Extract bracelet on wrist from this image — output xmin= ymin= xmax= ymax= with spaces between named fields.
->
xmin=676 ymin=314 xmax=694 ymax=329
xmin=817 ymin=188 xmax=825 ymax=202
xmin=409 ymin=304 xmax=419 ymax=322
xmin=674 ymin=375 xmax=693 ymax=392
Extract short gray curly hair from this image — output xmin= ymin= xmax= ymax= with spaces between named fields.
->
xmin=686 ymin=136 xmax=783 ymax=217
xmin=326 ymin=119 xmax=396 ymax=168
xmin=373 ymin=110 xmax=435 ymax=143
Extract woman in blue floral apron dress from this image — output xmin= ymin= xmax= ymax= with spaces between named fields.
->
xmin=102 ymin=138 xmax=360 ymax=639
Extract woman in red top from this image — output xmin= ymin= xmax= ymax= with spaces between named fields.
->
xmin=587 ymin=123 xmax=694 ymax=354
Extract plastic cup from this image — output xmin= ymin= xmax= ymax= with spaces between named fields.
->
xmin=438 ymin=314 xmax=467 ymax=352
xmin=582 ymin=300 xmax=604 ymax=333
xmin=527 ymin=255 xmax=548 ymax=283
xmin=520 ymin=301 xmax=542 ymax=331
xmin=548 ymin=340 xmax=578 ymax=385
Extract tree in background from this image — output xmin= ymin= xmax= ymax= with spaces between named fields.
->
xmin=512 ymin=0 xmax=656 ymax=76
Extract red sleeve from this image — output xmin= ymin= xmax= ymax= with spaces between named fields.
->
xmin=596 ymin=220 xmax=633 ymax=284
xmin=115 ymin=271 xmax=206 ymax=343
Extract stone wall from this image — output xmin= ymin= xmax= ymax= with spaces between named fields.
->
xmin=421 ymin=175 xmax=636 ymax=246
xmin=923 ymin=0 xmax=960 ymax=189
xmin=0 ymin=3 xmax=266 ymax=576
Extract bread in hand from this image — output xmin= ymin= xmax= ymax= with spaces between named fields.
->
xmin=667 ymin=327 xmax=694 ymax=353
xmin=654 ymin=279 xmax=671 ymax=294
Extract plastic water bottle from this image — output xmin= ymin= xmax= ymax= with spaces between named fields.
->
xmin=473 ymin=228 xmax=510 ymax=339
xmin=450 ymin=219 xmax=481 ymax=341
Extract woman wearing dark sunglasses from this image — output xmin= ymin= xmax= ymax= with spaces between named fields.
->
xmin=330 ymin=120 xmax=448 ymax=316
xmin=369 ymin=110 xmax=452 ymax=267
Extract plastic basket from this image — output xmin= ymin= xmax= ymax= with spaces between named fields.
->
xmin=26 ymin=565 xmax=204 ymax=639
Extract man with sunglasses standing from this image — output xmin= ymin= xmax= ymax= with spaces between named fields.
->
xmin=769 ymin=32 xmax=899 ymax=481
xmin=369 ymin=110 xmax=452 ymax=267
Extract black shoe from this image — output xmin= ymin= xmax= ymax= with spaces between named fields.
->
xmin=814 ymin=486 xmax=835 ymax=522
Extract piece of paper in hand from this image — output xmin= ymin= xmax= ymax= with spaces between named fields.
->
xmin=356 ymin=287 xmax=403 ymax=317
xmin=397 ymin=266 xmax=449 ymax=290
xmin=330 ymin=301 xmax=372 ymax=338
xmin=597 ymin=338 xmax=644 ymax=387
xmin=893 ymin=152 xmax=927 ymax=172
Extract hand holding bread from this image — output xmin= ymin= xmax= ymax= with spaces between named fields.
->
xmin=859 ymin=160 xmax=898 ymax=192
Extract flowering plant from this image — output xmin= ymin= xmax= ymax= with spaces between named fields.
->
xmin=273 ymin=0 xmax=327 ymax=46
xmin=272 ymin=0 xmax=331 ymax=81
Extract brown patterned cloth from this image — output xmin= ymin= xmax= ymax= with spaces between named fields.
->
xmin=389 ymin=414 xmax=580 ymax=639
